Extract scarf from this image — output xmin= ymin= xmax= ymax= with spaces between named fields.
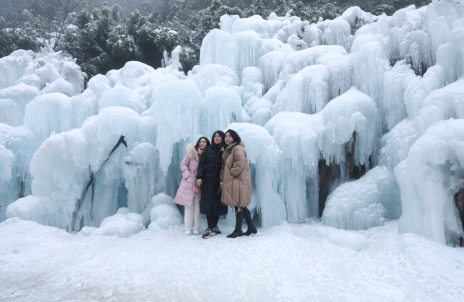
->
xmin=197 ymin=147 xmax=204 ymax=160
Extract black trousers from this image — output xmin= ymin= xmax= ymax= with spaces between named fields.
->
xmin=206 ymin=215 xmax=220 ymax=229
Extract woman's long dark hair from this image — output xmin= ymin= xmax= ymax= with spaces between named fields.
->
xmin=225 ymin=129 xmax=241 ymax=145
xmin=210 ymin=131 xmax=225 ymax=150
xmin=195 ymin=136 xmax=211 ymax=150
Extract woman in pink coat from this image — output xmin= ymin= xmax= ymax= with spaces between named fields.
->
xmin=174 ymin=137 xmax=210 ymax=235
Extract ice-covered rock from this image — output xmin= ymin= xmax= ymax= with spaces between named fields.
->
xmin=147 ymin=193 xmax=182 ymax=232
xmin=24 ymin=93 xmax=78 ymax=142
xmin=395 ymin=119 xmax=464 ymax=245
xmin=39 ymin=78 xmax=76 ymax=97
xmin=0 ymin=50 xmax=35 ymax=88
xmin=191 ymin=64 xmax=239 ymax=96
xmin=265 ymin=87 xmax=378 ymax=222
xmin=98 ymin=86 xmax=147 ymax=114
xmin=267 ymin=87 xmax=377 ymax=171
xmin=6 ymin=195 xmax=56 ymax=226
xmin=322 ymin=166 xmax=401 ymax=230
xmin=0 ymin=83 xmax=39 ymax=126
xmin=91 ymin=208 xmax=145 ymax=238
xmin=10 ymin=107 xmax=142 ymax=230
xmin=107 ymin=61 xmax=156 ymax=88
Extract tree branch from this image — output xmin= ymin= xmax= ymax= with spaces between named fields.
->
xmin=53 ymin=0 xmax=85 ymax=50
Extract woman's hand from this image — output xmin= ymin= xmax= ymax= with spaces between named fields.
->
xmin=196 ymin=179 xmax=202 ymax=187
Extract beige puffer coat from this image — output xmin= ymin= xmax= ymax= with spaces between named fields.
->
xmin=220 ymin=142 xmax=252 ymax=208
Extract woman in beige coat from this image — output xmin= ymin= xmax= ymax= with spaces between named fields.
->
xmin=220 ymin=129 xmax=257 ymax=238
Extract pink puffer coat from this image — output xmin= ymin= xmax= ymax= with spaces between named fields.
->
xmin=174 ymin=144 xmax=200 ymax=208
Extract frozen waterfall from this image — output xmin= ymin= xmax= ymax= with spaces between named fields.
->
xmin=2 ymin=0 xmax=464 ymax=246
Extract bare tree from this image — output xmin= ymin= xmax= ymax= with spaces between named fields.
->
xmin=53 ymin=0 xmax=87 ymax=50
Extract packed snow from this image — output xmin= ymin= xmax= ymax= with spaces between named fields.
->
xmin=1 ymin=0 xmax=464 ymax=299
xmin=1 ymin=218 xmax=464 ymax=301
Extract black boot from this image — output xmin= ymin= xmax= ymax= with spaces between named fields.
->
xmin=227 ymin=210 xmax=244 ymax=238
xmin=243 ymin=207 xmax=257 ymax=236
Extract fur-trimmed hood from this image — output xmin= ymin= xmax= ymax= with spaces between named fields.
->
xmin=186 ymin=143 xmax=198 ymax=159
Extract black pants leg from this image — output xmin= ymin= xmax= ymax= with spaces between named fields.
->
xmin=207 ymin=216 xmax=214 ymax=229
xmin=213 ymin=216 xmax=220 ymax=227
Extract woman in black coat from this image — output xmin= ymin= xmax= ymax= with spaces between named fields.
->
xmin=196 ymin=130 xmax=228 ymax=239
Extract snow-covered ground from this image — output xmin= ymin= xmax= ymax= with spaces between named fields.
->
xmin=1 ymin=218 xmax=463 ymax=302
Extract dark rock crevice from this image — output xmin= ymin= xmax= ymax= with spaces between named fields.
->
xmin=70 ymin=135 xmax=127 ymax=232
xmin=318 ymin=131 xmax=372 ymax=217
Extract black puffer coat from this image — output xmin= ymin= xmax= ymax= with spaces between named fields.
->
xmin=196 ymin=143 xmax=228 ymax=217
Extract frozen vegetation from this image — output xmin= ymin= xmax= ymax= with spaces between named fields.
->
xmin=0 ymin=0 xmax=463 ymax=276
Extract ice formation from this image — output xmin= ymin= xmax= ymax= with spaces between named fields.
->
xmin=2 ymin=0 xmax=464 ymax=245
xmin=147 ymin=193 xmax=183 ymax=232
xmin=79 ymin=207 xmax=146 ymax=238
xmin=395 ymin=119 xmax=464 ymax=245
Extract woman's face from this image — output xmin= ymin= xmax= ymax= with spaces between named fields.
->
xmin=214 ymin=133 xmax=223 ymax=145
xmin=225 ymin=132 xmax=234 ymax=145
xmin=199 ymin=138 xmax=207 ymax=150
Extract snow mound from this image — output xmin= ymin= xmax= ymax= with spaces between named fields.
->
xmin=147 ymin=193 xmax=182 ymax=232
xmin=322 ymin=166 xmax=401 ymax=230
xmin=90 ymin=208 xmax=145 ymax=238
xmin=5 ymin=196 xmax=55 ymax=225
xmin=316 ymin=226 xmax=369 ymax=251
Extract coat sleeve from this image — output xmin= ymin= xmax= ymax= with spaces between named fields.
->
xmin=180 ymin=153 xmax=191 ymax=179
xmin=230 ymin=147 xmax=246 ymax=177
xmin=219 ymin=163 xmax=224 ymax=182
xmin=196 ymin=151 xmax=207 ymax=180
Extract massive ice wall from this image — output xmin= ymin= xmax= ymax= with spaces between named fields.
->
xmin=2 ymin=0 xmax=464 ymax=245
xmin=0 ymin=50 xmax=87 ymax=222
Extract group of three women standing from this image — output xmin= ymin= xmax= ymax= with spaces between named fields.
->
xmin=174 ymin=130 xmax=257 ymax=239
